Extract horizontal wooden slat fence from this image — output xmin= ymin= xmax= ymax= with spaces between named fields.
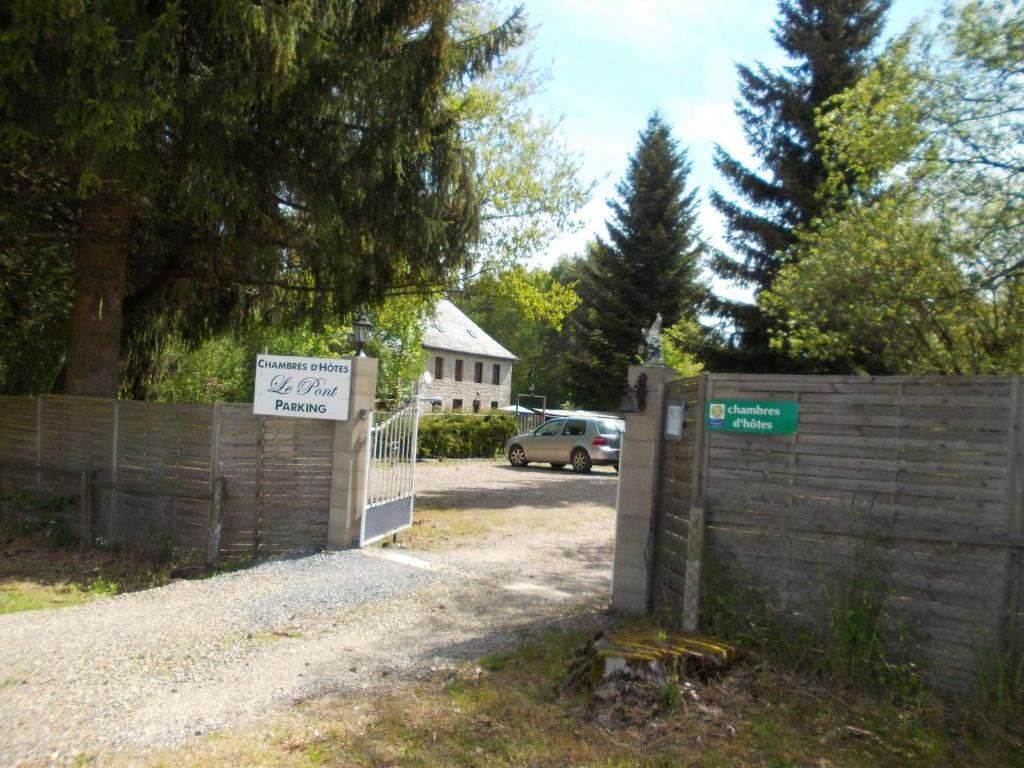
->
xmin=0 ymin=396 xmax=336 ymax=564
xmin=649 ymin=374 xmax=1024 ymax=692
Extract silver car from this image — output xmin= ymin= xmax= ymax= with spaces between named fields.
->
xmin=505 ymin=417 xmax=624 ymax=473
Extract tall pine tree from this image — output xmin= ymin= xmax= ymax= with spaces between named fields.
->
xmin=0 ymin=1 xmax=523 ymax=397
xmin=570 ymin=114 xmax=705 ymax=410
xmin=708 ymin=0 xmax=891 ymax=371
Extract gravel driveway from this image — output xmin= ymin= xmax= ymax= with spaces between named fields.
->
xmin=0 ymin=460 xmax=616 ymax=766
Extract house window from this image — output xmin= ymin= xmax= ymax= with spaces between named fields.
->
xmin=434 ymin=356 xmax=444 ymax=380
xmin=492 ymin=364 xmax=501 ymax=385
xmin=455 ymin=359 xmax=464 ymax=381
xmin=452 ymin=398 xmax=463 ymax=411
xmin=474 ymin=361 xmax=483 ymax=383
xmin=472 ymin=398 xmax=481 ymax=413
xmin=490 ymin=401 xmax=498 ymax=410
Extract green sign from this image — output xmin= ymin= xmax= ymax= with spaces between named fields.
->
xmin=706 ymin=400 xmax=799 ymax=435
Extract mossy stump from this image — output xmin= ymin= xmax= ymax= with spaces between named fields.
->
xmin=562 ymin=628 xmax=738 ymax=697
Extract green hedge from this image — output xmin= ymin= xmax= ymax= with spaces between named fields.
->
xmin=417 ymin=411 xmax=519 ymax=459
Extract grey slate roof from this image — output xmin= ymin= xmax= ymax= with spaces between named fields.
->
xmin=422 ymin=299 xmax=518 ymax=361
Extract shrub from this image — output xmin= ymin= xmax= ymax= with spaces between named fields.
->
xmin=0 ymin=492 xmax=77 ymax=548
xmin=417 ymin=411 xmax=518 ymax=459
xmin=700 ymin=553 xmax=920 ymax=701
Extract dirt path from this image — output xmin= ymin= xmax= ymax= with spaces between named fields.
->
xmin=0 ymin=460 xmax=617 ymax=766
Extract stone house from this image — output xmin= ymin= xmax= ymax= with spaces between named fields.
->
xmin=419 ymin=299 xmax=517 ymax=411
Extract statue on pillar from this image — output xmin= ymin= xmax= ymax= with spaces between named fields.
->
xmin=641 ymin=313 xmax=664 ymax=365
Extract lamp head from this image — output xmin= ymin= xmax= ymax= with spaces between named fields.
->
xmin=353 ymin=313 xmax=373 ymax=356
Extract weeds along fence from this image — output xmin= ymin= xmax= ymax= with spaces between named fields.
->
xmin=648 ymin=374 xmax=1024 ymax=692
xmin=0 ymin=396 xmax=336 ymax=565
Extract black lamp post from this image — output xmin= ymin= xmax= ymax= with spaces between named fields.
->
xmin=352 ymin=313 xmax=372 ymax=357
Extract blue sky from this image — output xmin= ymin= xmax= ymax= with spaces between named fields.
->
xmin=515 ymin=0 xmax=940 ymax=296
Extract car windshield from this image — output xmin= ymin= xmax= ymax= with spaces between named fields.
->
xmin=598 ymin=419 xmax=624 ymax=435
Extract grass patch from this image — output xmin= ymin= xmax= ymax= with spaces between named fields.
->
xmin=0 ymin=518 xmax=215 ymax=615
xmin=387 ymin=507 xmax=491 ymax=550
xmin=969 ymin=643 xmax=1024 ymax=733
xmin=122 ymin=623 xmax=1021 ymax=768
xmin=0 ymin=580 xmax=95 ymax=614
xmin=392 ymin=500 xmax=605 ymax=552
xmin=0 ymin=491 xmax=262 ymax=615
xmin=699 ymin=553 xmax=922 ymax=701
xmin=697 ymin=552 xmax=1024 ymax=756
xmin=246 ymin=627 xmax=304 ymax=644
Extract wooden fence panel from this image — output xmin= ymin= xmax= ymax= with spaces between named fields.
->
xmin=650 ymin=374 xmax=1023 ymax=692
xmin=38 ymin=397 xmax=118 ymax=534
xmin=115 ymin=402 xmax=213 ymax=558
xmin=258 ymin=416 xmax=335 ymax=557
xmin=217 ymin=406 xmax=262 ymax=559
xmin=0 ymin=396 xmax=39 ymax=499
xmin=649 ymin=376 xmax=703 ymax=616
xmin=0 ymin=396 xmax=338 ymax=562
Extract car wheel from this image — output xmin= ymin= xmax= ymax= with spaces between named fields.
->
xmin=550 ymin=462 xmax=565 ymax=469
xmin=570 ymin=447 xmax=592 ymax=473
xmin=508 ymin=445 xmax=528 ymax=467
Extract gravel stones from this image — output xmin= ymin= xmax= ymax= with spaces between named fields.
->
xmin=0 ymin=460 xmax=616 ymax=765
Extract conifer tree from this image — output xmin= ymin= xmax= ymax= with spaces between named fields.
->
xmin=570 ymin=114 xmax=705 ymax=410
xmin=708 ymin=0 xmax=891 ymax=371
xmin=0 ymin=0 xmax=523 ymax=397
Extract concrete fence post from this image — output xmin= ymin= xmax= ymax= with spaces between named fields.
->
xmin=681 ymin=504 xmax=705 ymax=632
xmin=207 ymin=403 xmax=224 ymax=568
xmin=1006 ymin=375 xmax=1023 ymax=654
xmin=34 ymin=396 xmax=42 ymax=493
xmin=78 ymin=470 xmax=93 ymax=552
xmin=611 ymin=364 xmax=677 ymax=614
xmin=327 ymin=357 xmax=379 ymax=549
xmin=207 ymin=476 xmax=225 ymax=568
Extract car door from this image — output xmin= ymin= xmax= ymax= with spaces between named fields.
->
xmin=526 ymin=418 xmax=565 ymax=462
xmin=555 ymin=418 xmax=588 ymax=464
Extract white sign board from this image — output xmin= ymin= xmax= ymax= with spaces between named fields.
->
xmin=253 ymin=354 xmax=352 ymax=421
xmin=665 ymin=402 xmax=685 ymax=440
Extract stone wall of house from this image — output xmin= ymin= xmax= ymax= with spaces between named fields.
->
xmin=420 ymin=349 xmax=513 ymax=411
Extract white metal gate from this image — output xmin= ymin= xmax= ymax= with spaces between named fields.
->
xmin=360 ymin=399 xmax=419 ymax=546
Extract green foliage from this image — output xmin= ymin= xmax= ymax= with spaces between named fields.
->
xmin=0 ymin=246 xmax=72 ymax=395
xmin=708 ymin=0 xmax=892 ymax=371
xmin=1 ymin=492 xmax=76 ymax=548
xmin=453 ymin=3 xmax=592 ymax=273
xmin=461 ymin=264 xmax=580 ymax=404
xmin=662 ymin=318 xmax=705 ymax=379
xmin=146 ymin=294 xmax=434 ymax=403
xmin=363 ymin=295 xmax=433 ymax=404
xmin=701 ymin=562 xmax=818 ymax=669
xmin=701 ymin=553 xmax=919 ymax=700
xmin=763 ymin=189 xmax=1023 ymax=374
xmin=971 ymin=628 xmax=1023 ymax=732
xmin=658 ymin=682 xmax=682 ymax=712
xmin=417 ymin=411 xmax=517 ymax=459
xmin=819 ymin=551 xmax=920 ymax=699
xmin=435 ymin=3 xmax=591 ymax=408
xmin=0 ymin=0 xmax=525 ymax=395
xmin=570 ymin=114 xmax=707 ymax=410
xmin=149 ymin=335 xmax=253 ymax=403
xmin=85 ymin=577 xmax=121 ymax=597
xmin=148 ymin=323 xmax=340 ymax=403
xmin=767 ymin=1 xmax=1024 ymax=374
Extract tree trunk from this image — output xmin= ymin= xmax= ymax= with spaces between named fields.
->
xmin=63 ymin=196 xmax=130 ymax=397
